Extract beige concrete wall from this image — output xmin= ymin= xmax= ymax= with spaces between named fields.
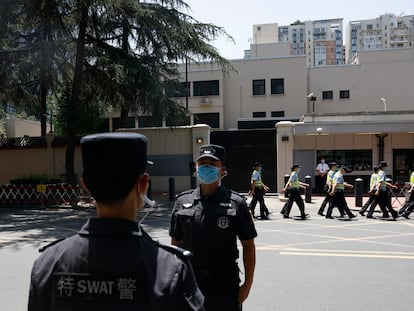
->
xmin=6 ymin=118 xmax=51 ymax=138
xmin=309 ymin=48 xmax=414 ymax=114
xmin=182 ymin=56 xmax=308 ymax=130
xmin=0 ymin=126 xmax=210 ymax=194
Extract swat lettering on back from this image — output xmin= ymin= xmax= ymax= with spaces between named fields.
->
xmin=53 ymin=273 xmax=139 ymax=302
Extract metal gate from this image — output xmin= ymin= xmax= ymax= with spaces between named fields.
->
xmin=211 ymin=129 xmax=277 ymax=192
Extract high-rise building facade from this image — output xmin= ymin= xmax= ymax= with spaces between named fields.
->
xmin=248 ymin=19 xmax=344 ymax=67
xmin=346 ymin=14 xmax=414 ymax=63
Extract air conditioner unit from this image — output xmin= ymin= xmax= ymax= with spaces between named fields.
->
xmin=201 ymin=97 xmax=211 ymax=104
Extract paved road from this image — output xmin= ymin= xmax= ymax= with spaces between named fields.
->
xmin=1 ymin=195 xmax=413 ymax=311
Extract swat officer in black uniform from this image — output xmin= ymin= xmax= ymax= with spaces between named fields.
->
xmin=170 ymin=144 xmax=257 ymax=311
xmin=28 ymin=132 xmax=204 ymax=311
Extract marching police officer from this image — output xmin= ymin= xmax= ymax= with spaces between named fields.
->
xmin=318 ymin=162 xmax=338 ymax=216
xmin=327 ymin=165 xmax=356 ymax=219
xmin=375 ymin=161 xmax=399 ymax=220
xmin=29 ymin=133 xmax=204 ymax=311
xmin=399 ymin=170 xmax=414 ymax=219
xmin=249 ymin=162 xmax=270 ymax=219
xmin=170 ymin=144 xmax=257 ymax=311
xmin=362 ymin=165 xmax=380 ymax=218
xmin=282 ymin=164 xmax=309 ymax=219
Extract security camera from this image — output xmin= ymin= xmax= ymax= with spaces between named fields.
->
xmin=316 ymin=127 xmax=323 ymax=133
xmin=307 ymin=92 xmax=314 ymax=98
xmin=380 ymin=97 xmax=386 ymax=102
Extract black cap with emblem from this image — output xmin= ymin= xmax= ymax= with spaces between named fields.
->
xmin=196 ymin=144 xmax=226 ymax=163
xmin=81 ymin=132 xmax=149 ymax=203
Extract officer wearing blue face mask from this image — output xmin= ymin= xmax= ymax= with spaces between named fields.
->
xmin=170 ymin=144 xmax=257 ymax=311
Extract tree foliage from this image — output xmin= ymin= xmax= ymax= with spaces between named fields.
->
xmin=1 ymin=0 xmax=233 ymax=184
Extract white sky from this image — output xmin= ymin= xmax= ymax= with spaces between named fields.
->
xmin=184 ymin=0 xmax=414 ymax=59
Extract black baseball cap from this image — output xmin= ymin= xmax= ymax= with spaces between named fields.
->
xmin=329 ymin=162 xmax=337 ymax=167
xmin=291 ymin=163 xmax=301 ymax=170
xmin=339 ymin=165 xmax=352 ymax=172
xmin=379 ymin=161 xmax=388 ymax=168
xmin=253 ymin=162 xmax=262 ymax=167
xmin=196 ymin=144 xmax=226 ymax=163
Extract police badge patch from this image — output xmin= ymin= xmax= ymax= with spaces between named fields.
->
xmin=217 ymin=216 xmax=229 ymax=229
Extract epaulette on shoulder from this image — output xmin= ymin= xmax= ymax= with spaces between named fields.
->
xmin=175 ymin=189 xmax=195 ymax=200
xmin=230 ymin=190 xmax=245 ymax=203
xmin=39 ymin=238 xmax=66 ymax=253
xmin=158 ymin=243 xmax=193 ymax=261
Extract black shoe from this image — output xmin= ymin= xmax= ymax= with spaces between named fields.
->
xmin=402 ymin=214 xmax=410 ymax=219
xmin=349 ymin=214 xmax=357 ymax=219
xmin=382 ymin=214 xmax=390 ymax=218
xmin=283 ymin=215 xmax=290 ymax=219
xmin=318 ymin=212 xmax=325 ymax=216
xmin=359 ymin=211 xmax=365 ymax=216
xmin=392 ymin=213 xmax=399 ymax=220
xmin=301 ymin=214 xmax=309 ymax=219
xmin=366 ymin=215 xmax=374 ymax=219
xmin=326 ymin=216 xmax=334 ymax=219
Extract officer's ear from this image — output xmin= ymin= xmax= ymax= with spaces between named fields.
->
xmin=137 ymin=173 xmax=149 ymax=195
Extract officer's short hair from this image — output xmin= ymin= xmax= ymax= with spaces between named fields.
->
xmin=81 ymin=132 xmax=149 ymax=204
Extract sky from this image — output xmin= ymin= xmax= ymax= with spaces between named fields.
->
xmin=184 ymin=0 xmax=414 ymax=60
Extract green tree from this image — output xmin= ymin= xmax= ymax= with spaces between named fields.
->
xmin=1 ymin=0 xmax=233 ymax=185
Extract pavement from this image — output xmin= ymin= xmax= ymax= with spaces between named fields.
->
xmin=1 ymin=193 xmax=413 ymax=311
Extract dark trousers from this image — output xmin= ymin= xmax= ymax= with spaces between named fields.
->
xmin=284 ymin=188 xmax=306 ymax=217
xmin=327 ymin=191 xmax=354 ymax=218
xmin=361 ymin=192 xmax=376 ymax=215
xmin=250 ymin=187 xmax=269 ymax=217
xmin=399 ymin=192 xmax=414 ymax=215
xmin=318 ymin=191 xmax=332 ymax=214
xmin=194 ymin=265 xmax=241 ymax=311
xmin=315 ymin=175 xmax=327 ymax=195
xmin=376 ymin=190 xmax=398 ymax=219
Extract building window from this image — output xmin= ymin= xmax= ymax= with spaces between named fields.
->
xmin=194 ymin=113 xmax=220 ymax=128
xmin=252 ymin=79 xmax=266 ymax=95
xmin=339 ymin=90 xmax=350 ymax=99
xmin=271 ymin=111 xmax=285 ymax=117
xmin=253 ymin=112 xmax=266 ymax=118
xmin=167 ymin=82 xmax=190 ymax=98
xmin=322 ymin=90 xmax=333 ymax=99
xmin=271 ymin=78 xmax=285 ymax=94
xmin=193 ymin=80 xmax=219 ymax=96
xmin=317 ymin=150 xmax=372 ymax=171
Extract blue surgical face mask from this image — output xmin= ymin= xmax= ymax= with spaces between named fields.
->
xmin=197 ymin=164 xmax=220 ymax=184
xmin=258 ymin=167 xmax=262 ymax=173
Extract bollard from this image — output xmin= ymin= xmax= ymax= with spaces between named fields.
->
xmin=284 ymin=174 xmax=290 ymax=198
xmin=191 ymin=176 xmax=197 ymax=189
xmin=305 ymin=175 xmax=312 ymax=203
xmin=169 ymin=177 xmax=175 ymax=202
xmin=147 ymin=179 xmax=152 ymax=200
xmin=354 ymin=178 xmax=363 ymax=207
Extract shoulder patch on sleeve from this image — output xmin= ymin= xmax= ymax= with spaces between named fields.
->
xmin=158 ymin=243 xmax=193 ymax=260
xmin=39 ymin=238 xmax=66 ymax=253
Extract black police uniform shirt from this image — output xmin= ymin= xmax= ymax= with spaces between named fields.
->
xmin=28 ymin=218 xmax=204 ymax=311
xmin=169 ymin=185 xmax=257 ymax=269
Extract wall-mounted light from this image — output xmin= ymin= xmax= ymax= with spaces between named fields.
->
xmin=196 ymin=137 xmax=204 ymax=144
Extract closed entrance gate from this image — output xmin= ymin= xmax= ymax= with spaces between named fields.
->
xmin=210 ymin=130 xmax=277 ymax=192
